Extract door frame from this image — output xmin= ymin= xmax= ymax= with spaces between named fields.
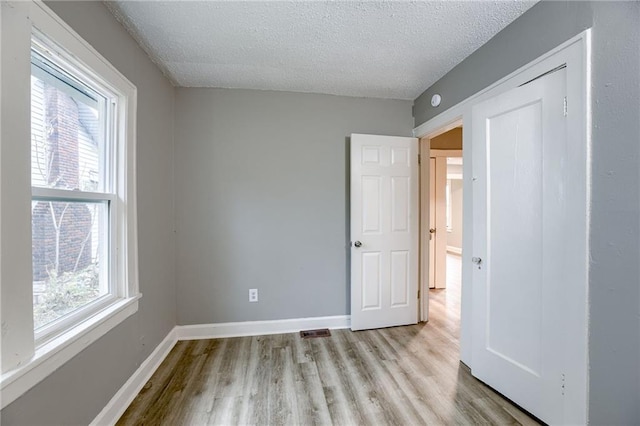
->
xmin=419 ymin=147 xmax=462 ymax=316
xmin=414 ymin=30 xmax=590 ymax=425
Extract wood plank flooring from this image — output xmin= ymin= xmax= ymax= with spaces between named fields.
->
xmin=118 ymin=254 xmax=539 ymax=425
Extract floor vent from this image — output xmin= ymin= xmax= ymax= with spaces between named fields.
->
xmin=300 ymin=328 xmax=331 ymax=339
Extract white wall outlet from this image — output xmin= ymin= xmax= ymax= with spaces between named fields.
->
xmin=249 ymin=288 xmax=258 ymax=302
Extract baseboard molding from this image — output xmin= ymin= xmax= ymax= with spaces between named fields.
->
xmin=447 ymin=245 xmax=462 ymax=255
xmin=90 ymin=327 xmax=177 ymax=426
xmin=91 ymin=315 xmax=351 ymax=425
xmin=176 ymin=315 xmax=351 ymax=340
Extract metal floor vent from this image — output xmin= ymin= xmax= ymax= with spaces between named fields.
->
xmin=300 ymin=328 xmax=331 ymax=339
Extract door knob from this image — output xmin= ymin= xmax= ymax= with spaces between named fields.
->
xmin=429 ymin=228 xmax=436 ymax=234
xmin=472 ymin=257 xmax=482 ymax=264
xmin=354 ymin=241 xmax=362 ymax=248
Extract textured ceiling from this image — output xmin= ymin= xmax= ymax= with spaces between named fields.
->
xmin=106 ymin=1 xmax=537 ymax=100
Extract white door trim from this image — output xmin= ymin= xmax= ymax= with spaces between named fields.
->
xmin=413 ymin=30 xmax=591 ymax=425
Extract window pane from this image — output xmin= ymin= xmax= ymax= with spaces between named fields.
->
xmin=31 ymin=55 xmax=106 ymax=192
xmin=446 ymin=179 xmax=452 ymax=231
xmin=32 ymin=200 xmax=109 ymax=330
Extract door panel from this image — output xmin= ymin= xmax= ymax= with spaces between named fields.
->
xmin=391 ymin=146 xmax=409 ymax=166
xmin=487 ymin=101 xmax=543 ymax=375
xmin=361 ymin=252 xmax=382 ymax=310
xmin=351 ymin=134 xmax=418 ymax=331
xmin=471 ymin=70 xmax=567 ymax=424
xmin=391 ymin=177 xmax=410 ymax=232
xmin=390 ymin=250 xmax=409 ymax=307
xmin=362 ymin=176 xmax=382 ymax=233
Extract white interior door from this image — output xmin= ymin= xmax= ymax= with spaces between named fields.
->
xmin=350 ymin=134 xmax=418 ymax=331
xmin=471 ymin=69 xmax=568 ymax=424
xmin=428 ymin=157 xmax=436 ymax=289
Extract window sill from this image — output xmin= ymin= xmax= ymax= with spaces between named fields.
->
xmin=0 ymin=294 xmax=141 ymax=409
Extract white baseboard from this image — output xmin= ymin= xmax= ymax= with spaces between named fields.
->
xmin=176 ymin=315 xmax=351 ymax=340
xmin=447 ymin=245 xmax=462 ymax=255
xmin=91 ymin=314 xmax=350 ymax=425
xmin=90 ymin=327 xmax=177 ymax=426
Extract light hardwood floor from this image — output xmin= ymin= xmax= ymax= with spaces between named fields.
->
xmin=118 ymin=254 xmax=539 ymax=425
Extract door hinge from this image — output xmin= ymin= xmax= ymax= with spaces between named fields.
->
xmin=418 ymin=154 xmax=421 ymax=165
xmin=417 ymin=289 xmax=420 ymax=299
xmin=563 ymin=96 xmax=568 ymax=117
xmin=561 ymin=373 xmax=566 ymax=395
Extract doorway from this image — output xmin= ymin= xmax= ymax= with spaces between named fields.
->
xmin=350 ymin=31 xmax=589 ymax=425
xmin=419 ymin=124 xmax=463 ymax=322
xmin=412 ymin=32 xmax=589 ymax=424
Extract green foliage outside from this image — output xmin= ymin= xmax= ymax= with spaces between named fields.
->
xmin=33 ymin=264 xmax=100 ymax=329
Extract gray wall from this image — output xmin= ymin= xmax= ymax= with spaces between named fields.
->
xmin=414 ymin=2 xmax=640 ymax=424
xmin=1 ymin=2 xmax=177 ymax=425
xmin=2 ymin=1 xmax=636 ymax=424
xmin=175 ymin=88 xmax=413 ymax=325
xmin=414 ymin=1 xmax=593 ymax=125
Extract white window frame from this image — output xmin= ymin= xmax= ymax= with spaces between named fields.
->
xmin=30 ymin=34 xmax=118 ymax=344
xmin=445 ymin=178 xmax=452 ymax=232
xmin=0 ymin=1 xmax=139 ymax=409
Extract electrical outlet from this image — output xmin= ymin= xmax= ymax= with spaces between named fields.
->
xmin=249 ymin=288 xmax=258 ymax=302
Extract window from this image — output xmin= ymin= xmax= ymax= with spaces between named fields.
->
xmin=446 ymin=179 xmax=452 ymax=232
xmin=30 ymin=38 xmax=115 ymax=341
xmin=1 ymin=2 xmax=138 ymax=408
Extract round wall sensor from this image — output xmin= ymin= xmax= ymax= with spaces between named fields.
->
xmin=431 ymin=94 xmax=442 ymax=107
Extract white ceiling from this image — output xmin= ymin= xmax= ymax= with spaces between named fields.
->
xmin=106 ymin=1 xmax=537 ymax=100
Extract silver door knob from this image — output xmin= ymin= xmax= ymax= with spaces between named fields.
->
xmin=354 ymin=241 xmax=362 ymax=248
xmin=472 ymin=257 xmax=482 ymax=264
